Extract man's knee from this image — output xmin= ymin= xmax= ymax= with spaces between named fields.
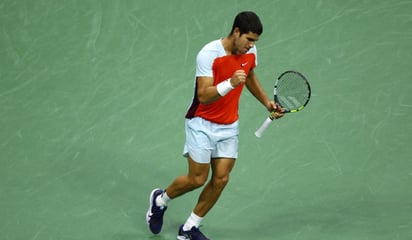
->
xmin=212 ymin=175 xmax=230 ymax=190
xmin=190 ymin=174 xmax=208 ymax=189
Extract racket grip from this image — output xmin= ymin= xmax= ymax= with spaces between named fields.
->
xmin=255 ymin=117 xmax=274 ymax=138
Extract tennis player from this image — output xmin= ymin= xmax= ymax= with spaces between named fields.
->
xmin=146 ymin=11 xmax=284 ymax=240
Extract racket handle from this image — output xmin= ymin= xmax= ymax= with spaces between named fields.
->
xmin=255 ymin=117 xmax=274 ymax=138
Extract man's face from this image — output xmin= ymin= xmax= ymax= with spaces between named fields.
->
xmin=234 ymin=30 xmax=260 ymax=54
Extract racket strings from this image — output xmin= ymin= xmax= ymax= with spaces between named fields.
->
xmin=276 ymin=72 xmax=310 ymax=110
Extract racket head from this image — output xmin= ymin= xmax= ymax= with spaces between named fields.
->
xmin=274 ymin=70 xmax=311 ymax=113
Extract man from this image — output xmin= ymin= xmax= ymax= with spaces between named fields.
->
xmin=146 ymin=11 xmax=284 ymax=240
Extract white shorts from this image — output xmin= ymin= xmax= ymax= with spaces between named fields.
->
xmin=183 ymin=117 xmax=239 ymax=164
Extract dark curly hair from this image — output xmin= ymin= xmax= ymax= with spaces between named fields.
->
xmin=230 ymin=11 xmax=263 ymax=36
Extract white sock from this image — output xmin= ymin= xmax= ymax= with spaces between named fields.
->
xmin=155 ymin=191 xmax=170 ymax=207
xmin=183 ymin=212 xmax=203 ymax=231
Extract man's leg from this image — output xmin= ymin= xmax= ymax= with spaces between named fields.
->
xmin=165 ymin=156 xmax=211 ymax=199
xmin=193 ymin=157 xmax=235 ymax=217
xmin=147 ymin=157 xmax=210 ymax=234
xmin=177 ymin=157 xmax=235 ymax=239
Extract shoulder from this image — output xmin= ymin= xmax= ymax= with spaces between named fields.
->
xmin=201 ymin=39 xmax=223 ymax=52
xmin=196 ymin=39 xmax=224 ymax=76
xmin=248 ymin=45 xmax=257 ymax=54
xmin=197 ymin=40 xmax=225 ymax=60
xmin=247 ymin=45 xmax=258 ymax=66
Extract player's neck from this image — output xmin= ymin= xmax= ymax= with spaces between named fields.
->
xmin=221 ymin=37 xmax=236 ymax=55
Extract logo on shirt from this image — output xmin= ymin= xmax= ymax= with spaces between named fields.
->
xmin=241 ymin=62 xmax=248 ymax=67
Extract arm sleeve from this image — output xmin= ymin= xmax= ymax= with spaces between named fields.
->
xmin=195 ymin=50 xmax=215 ymax=77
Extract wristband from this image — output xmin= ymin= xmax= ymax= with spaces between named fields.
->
xmin=216 ymin=79 xmax=234 ymax=96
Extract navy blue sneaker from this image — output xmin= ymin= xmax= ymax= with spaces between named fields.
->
xmin=146 ymin=188 xmax=167 ymax=234
xmin=177 ymin=225 xmax=209 ymax=240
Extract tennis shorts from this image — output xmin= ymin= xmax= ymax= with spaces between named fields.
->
xmin=183 ymin=117 xmax=239 ymax=164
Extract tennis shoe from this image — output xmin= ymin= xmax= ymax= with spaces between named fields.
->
xmin=146 ymin=188 xmax=167 ymax=234
xmin=177 ymin=225 xmax=209 ymax=240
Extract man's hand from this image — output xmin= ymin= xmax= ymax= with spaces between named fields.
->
xmin=230 ymin=70 xmax=247 ymax=87
xmin=268 ymin=101 xmax=285 ymax=119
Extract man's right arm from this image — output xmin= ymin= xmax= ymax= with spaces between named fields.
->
xmin=196 ymin=76 xmax=220 ymax=104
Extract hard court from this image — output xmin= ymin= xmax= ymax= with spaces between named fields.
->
xmin=1 ymin=1 xmax=412 ymax=239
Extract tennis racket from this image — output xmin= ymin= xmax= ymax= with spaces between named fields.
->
xmin=255 ymin=70 xmax=311 ymax=138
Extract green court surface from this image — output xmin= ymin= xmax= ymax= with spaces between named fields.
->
xmin=1 ymin=1 xmax=412 ymax=239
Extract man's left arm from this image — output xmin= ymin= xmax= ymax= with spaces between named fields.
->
xmin=245 ymin=69 xmax=273 ymax=111
xmin=245 ymin=69 xmax=284 ymax=118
